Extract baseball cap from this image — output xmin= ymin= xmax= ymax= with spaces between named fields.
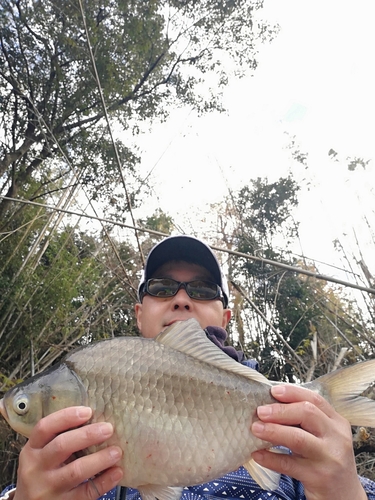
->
xmin=138 ymin=235 xmax=229 ymax=307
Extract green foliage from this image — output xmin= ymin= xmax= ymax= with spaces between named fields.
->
xmin=0 ymin=201 xmax=145 ymax=489
xmin=0 ymin=220 xmax=139 ymax=385
xmin=235 ymin=176 xmax=299 ymax=244
xmin=139 ymin=208 xmax=174 ymax=234
xmin=347 ymin=157 xmax=371 ymax=171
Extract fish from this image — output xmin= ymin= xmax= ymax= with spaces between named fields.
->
xmin=1 ymin=318 xmax=375 ymax=500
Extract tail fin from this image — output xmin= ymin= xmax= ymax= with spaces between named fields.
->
xmin=308 ymin=359 xmax=375 ymax=427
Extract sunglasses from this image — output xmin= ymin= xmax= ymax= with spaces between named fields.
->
xmin=140 ymin=278 xmax=225 ymax=304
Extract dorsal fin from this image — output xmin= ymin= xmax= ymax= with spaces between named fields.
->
xmin=155 ymin=319 xmax=271 ymax=386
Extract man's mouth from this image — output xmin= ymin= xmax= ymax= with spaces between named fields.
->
xmin=164 ymin=318 xmax=189 ymax=328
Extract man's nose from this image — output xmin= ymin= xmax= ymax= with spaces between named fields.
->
xmin=171 ymin=287 xmax=192 ymax=309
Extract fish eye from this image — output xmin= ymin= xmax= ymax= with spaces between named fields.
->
xmin=13 ymin=394 xmax=30 ymax=415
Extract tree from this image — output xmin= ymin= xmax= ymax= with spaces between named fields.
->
xmin=210 ymin=176 xmax=375 ymax=383
xmin=0 ymin=0 xmax=278 ymax=218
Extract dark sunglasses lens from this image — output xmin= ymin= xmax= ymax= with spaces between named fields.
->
xmin=186 ymin=281 xmax=218 ymax=299
xmin=147 ymin=279 xmax=178 ymax=297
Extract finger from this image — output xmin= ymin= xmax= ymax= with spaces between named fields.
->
xmin=251 ymin=444 xmax=362 ymax=496
xmin=84 ymin=467 xmax=124 ymax=500
xmin=83 ymin=467 xmax=124 ymax=500
xmin=256 ymin=399 xmax=331 ymax=437
xmin=271 ymin=384 xmax=337 ymax=418
xmin=251 ymin=448 xmax=308 ymax=482
xmin=252 ymin=420 xmax=321 ymax=458
xmin=53 ymin=445 xmax=123 ymax=493
xmin=44 ymin=422 xmax=114 ymax=468
xmin=28 ymin=406 xmax=92 ymax=449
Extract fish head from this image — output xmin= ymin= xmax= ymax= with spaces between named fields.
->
xmin=0 ymin=362 xmax=88 ymax=437
xmin=0 ymin=384 xmax=44 ymax=437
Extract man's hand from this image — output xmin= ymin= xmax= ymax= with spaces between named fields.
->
xmin=251 ymin=385 xmax=367 ymax=500
xmin=14 ymin=406 xmax=123 ymax=500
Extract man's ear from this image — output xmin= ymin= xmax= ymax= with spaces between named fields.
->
xmin=134 ymin=303 xmax=142 ymax=331
xmin=222 ymin=308 xmax=231 ymax=328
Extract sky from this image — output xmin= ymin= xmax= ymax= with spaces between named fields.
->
xmin=132 ymin=0 xmax=375 ymax=285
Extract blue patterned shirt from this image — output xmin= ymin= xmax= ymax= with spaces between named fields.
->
xmin=98 ymin=467 xmax=375 ymax=500
xmin=2 ymin=469 xmax=375 ymax=500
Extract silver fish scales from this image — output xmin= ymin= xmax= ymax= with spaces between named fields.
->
xmin=66 ymin=328 xmax=269 ymax=488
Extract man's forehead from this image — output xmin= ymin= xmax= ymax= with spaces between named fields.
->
xmin=152 ymin=260 xmax=214 ymax=280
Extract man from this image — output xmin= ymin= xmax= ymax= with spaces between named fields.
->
xmin=2 ymin=235 xmax=375 ymax=500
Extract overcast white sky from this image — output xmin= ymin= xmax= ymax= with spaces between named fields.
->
xmin=133 ymin=0 xmax=375 ymax=282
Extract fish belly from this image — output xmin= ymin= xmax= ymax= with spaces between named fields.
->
xmin=66 ymin=337 xmax=271 ymax=488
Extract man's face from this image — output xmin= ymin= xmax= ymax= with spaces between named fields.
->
xmin=135 ymin=261 xmax=231 ymax=338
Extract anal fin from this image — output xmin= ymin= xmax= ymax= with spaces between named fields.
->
xmin=138 ymin=485 xmax=183 ymax=500
xmin=243 ymin=458 xmax=280 ymax=491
